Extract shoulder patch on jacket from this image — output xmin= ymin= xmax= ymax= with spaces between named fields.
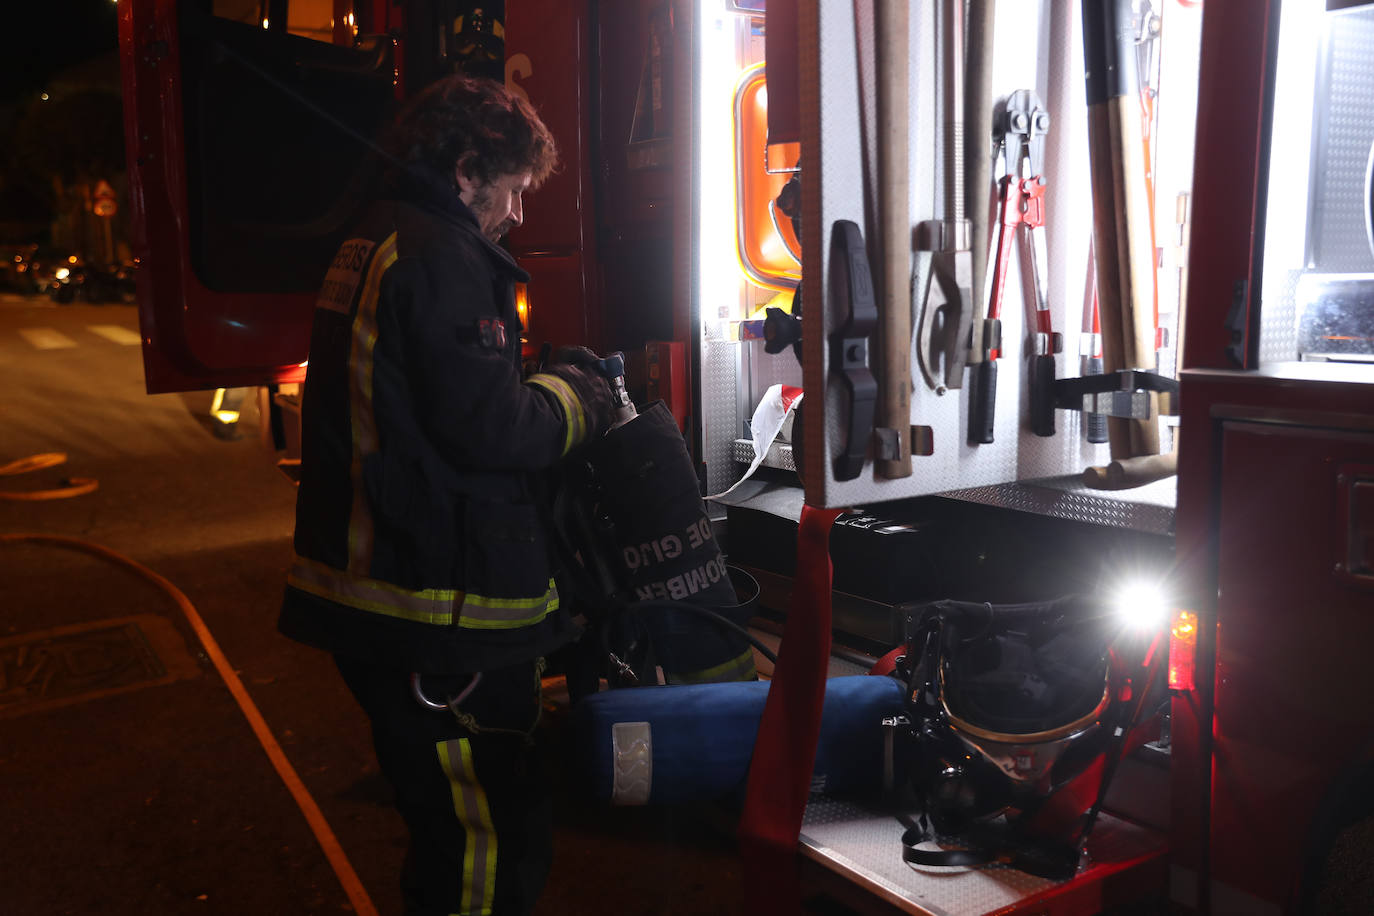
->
xmin=457 ymin=317 xmax=507 ymax=350
xmin=317 ymin=238 xmax=377 ymax=314
xmin=476 ymin=317 xmax=507 ymax=350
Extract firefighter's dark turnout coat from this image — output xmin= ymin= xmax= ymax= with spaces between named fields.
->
xmin=279 ymin=184 xmax=585 ymax=673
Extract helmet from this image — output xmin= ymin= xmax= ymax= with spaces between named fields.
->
xmin=894 ymin=595 xmax=1156 ymax=871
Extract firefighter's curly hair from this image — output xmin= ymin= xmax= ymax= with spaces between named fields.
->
xmin=383 ymin=74 xmax=558 ymax=190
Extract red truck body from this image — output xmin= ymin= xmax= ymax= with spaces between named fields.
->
xmin=115 ymin=1 xmax=1374 ymax=912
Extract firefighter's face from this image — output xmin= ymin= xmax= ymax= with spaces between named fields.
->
xmin=456 ymin=168 xmax=532 ymax=242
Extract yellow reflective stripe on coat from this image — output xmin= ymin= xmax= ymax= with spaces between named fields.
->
xmin=348 ymin=232 xmax=399 ymax=574
xmin=526 ymin=372 xmax=585 ymax=455
xmin=437 ymin=738 xmax=496 ymax=916
xmin=287 ymin=556 xmax=558 ymax=628
xmin=667 ymin=646 xmax=758 ymax=685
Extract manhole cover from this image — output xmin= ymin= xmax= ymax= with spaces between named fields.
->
xmin=0 ymin=614 xmax=200 ymax=718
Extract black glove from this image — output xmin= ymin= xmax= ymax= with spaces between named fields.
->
xmin=537 ymin=361 xmax=617 ymax=446
xmin=551 ymin=345 xmax=601 ymax=371
xmin=543 ymin=345 xmax=620 ymax=443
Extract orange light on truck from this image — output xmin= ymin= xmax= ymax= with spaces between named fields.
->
xmin=1168 ymin=609 xmax=1198 ymax=691
xmin=514 ymin=282 xmax=529 ymax=333
xmin=210 ymin=388 xmax=240 ymax=425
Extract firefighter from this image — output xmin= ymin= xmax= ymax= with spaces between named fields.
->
xmin=278 ymin=75 xmax=614 ymax=916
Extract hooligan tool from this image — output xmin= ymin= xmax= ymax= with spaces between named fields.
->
xmin=915 ymin=0 xmax=973 ymax=398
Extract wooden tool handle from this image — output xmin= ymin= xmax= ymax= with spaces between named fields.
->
xmin=875 ymin=0 xmax=912 ymax=478
xmin=1107 ymin=94 xmax=1162 ymax=459
xmin=1083 ymin=0 xmax=1162 ymax=461
xmin=1082 ymin=451 xmax=1178 ymax=490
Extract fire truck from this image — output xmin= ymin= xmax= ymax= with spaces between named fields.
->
xmin=116 ymin=0 xmax=1374 ymax=913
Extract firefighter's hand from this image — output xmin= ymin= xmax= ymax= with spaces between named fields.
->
xmin=540 ymin=362 xmax=616 ymax=444
xmin=551 ymin=346 xmax=601 ymax=372
xmin=554 ymin=346 xmax=628 ymax=388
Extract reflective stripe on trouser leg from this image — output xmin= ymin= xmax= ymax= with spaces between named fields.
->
xmin=436 ymin=737 xmax=496 ymax=916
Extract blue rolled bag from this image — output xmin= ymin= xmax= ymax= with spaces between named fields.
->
xmin=569 ymin=674 xmax=907 ymax=805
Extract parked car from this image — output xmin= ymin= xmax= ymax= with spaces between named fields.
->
xmin=45 ymin=255 xmax=85 ymax=303
xmin=10 ymin=247 xmax=71 ymax=296
xmin=46 ymin=257 xmax=138 ymax=304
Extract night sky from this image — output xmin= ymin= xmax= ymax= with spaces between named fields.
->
xmin=1 ymin=0 xmax=120 ymax=105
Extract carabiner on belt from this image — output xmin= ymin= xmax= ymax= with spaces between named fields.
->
xmin=410 ymin=671 xmax=483 ymax=712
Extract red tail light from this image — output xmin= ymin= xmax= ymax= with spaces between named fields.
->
xmin=1168 ymin=609 xmax=1198 ymax=691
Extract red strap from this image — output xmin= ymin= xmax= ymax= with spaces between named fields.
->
xmin=763 ymin=1 xmax=801 ymax=146
xmin=739 ymin=503 xmax=843 ymax=849
xmin=869 ymin=645 xmax=905 ymax=677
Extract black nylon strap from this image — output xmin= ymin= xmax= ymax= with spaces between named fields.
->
xmin=899 ymin=814 xmax=1080 ymax=880
xmin=901 ymin=841 xmax=996 ymax=869
xmin=898 ymin=814 xmax=998 ymax=868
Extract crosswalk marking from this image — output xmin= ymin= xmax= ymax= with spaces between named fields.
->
xmin=87 ymin=325 xmax=142 ymax=345
xmin=18 ymin=327 xmax=77 ymax=350
xmin=12 ymin=325 xmax=144 ymax=350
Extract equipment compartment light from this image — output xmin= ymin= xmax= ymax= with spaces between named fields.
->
xmin=1111 ymin=578 xmax=1170 ymax=632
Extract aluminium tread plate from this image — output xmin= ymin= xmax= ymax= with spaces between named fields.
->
xmin=800 ymin=799 xmax=1166 ymax=916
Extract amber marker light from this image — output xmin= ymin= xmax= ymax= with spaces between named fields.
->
xmin=514 ymin=282 xmax=530 ymax=333
xmin=1168 ymin=609 xmax=1198 ymax=692
xmin=210 ymin=388 xmax=240 ymax=425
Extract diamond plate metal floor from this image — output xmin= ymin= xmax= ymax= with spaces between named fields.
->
xmin=801 ymin=797 xmax=1167 ymax=916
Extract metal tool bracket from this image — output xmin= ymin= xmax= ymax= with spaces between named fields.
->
xmin=1052 ymin=369 xmax=1179 ymax=420
xmin=827 ymin=220 xmax=879 ymax=481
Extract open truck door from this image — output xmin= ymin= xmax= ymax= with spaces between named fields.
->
xmin=116 ymin=0 xmax=397 ymax=393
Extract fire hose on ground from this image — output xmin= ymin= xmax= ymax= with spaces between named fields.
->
xmin=0 ymin=451 xmax=380 ymax=916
